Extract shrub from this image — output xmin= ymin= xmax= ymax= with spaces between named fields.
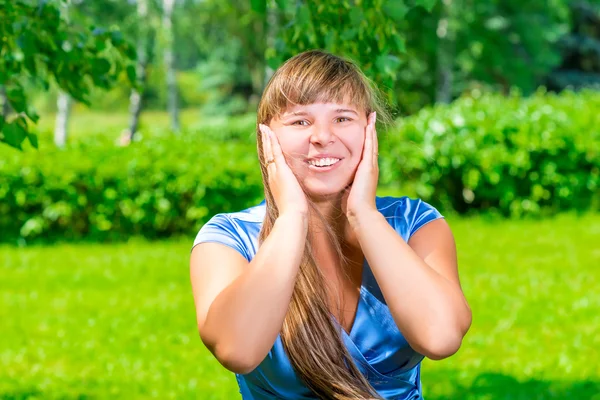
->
xmin=0 ymin=133 xmax=263 ymax=244
xmin=379 ymin=89 xmax=600 ymax=217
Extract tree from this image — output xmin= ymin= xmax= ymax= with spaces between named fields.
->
xmin=127 ymin=0 xmax=150 ymax=142
xmin=0 ymin=0 xmax=136 ymax=150
xmin=259 ymin=0 xmax=439 ymax=108
xmin=546 ymin=1 xmax=600 ymax=90
xmin=162 ymin=0 xmax=179 ymax=133
xmin=54 ymin=0 xmax=71 ymax=149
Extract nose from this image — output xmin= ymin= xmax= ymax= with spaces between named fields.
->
xmin=309 ymin=124 xmax=335 ymax=146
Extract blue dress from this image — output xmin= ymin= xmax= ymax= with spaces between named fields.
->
xmin=192 ymin=196 xmax=444 ymax=399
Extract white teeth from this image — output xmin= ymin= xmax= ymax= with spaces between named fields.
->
xmin=308 ymin=158 xmax=340 ymax=167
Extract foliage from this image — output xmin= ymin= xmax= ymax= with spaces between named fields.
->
xmin=1 ymin=90 xmax=599 ymax=243
xmin=546 ymin=0 xmax=600 ymax=90
xmin=379 ymin=89 xmax=600 ymax=217
xmin=257 ymin=0 xmax=438 ymax=106
xmin=0 ymin=129 xmax=263 ymax=244
xmin=0 ymin=0 xmax=136 ymax=150
xmin=390 ymin=0 xmax=571 ymax=112
xmin=1 ymin=214 xmax=599 ymax=398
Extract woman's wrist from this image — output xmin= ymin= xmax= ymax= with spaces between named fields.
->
xmin=276 ymin=211 xmax=309 ymax=232
xmin=347 ymin=207 xmax=381 ymax=232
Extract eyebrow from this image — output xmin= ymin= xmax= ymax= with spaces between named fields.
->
xmin=285 ymin=108 xmax=359 ymax=117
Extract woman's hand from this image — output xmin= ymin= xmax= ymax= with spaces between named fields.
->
xmin=259 ymin=124 xmax=309 ymax=218
xmin=343 ymin=112 xmax=379 ymax=223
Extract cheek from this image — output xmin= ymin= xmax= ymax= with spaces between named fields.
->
xmin=277 ymin=136 xmax=307 ymax=167
xmin=344 ymin=133 xmax=365 ymax=158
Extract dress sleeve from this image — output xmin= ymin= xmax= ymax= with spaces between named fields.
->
xmin=191 ymin=214 xmax=251 ymax=261
xmin=405 ymin=198 xmax=445 ymax=240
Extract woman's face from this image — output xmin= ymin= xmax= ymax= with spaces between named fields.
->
xmin=269 ymin=101 xmax=368 ymax=199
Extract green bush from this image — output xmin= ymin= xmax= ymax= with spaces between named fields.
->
xmin=2 ymin=90 xmax=599 ymax=244
xmin=0 ymin=133 xmax=263 ymax=244
xmin=379 ymin=89 xmax=600 ymax=217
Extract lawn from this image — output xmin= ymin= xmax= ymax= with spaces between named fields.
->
xmin=1 ymin=213 xmax=599 ymax=399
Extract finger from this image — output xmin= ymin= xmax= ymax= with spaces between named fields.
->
xmin=266 ymin=126 xmax=286 ymax=165
xmin=363 ymin=113 xmax=374 ymax=164
xmin=259 ymin=124 xmax=274 ymax=169
xmin=372 ymin=112 xmax=378 ymax=167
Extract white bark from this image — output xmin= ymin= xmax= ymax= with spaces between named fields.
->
xmin=54 ymin=91 xmax=71 ymax=148
xmin=53 ymin=0 xmax=72 ymax=148
xmin=128 ymin=0 xmax=149 ymax=142
xmin=163 ymin=0 xmax=179 ymax=133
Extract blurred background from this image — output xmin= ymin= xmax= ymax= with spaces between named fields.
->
xmin=1 ymin=0 xmax=599 ymax=399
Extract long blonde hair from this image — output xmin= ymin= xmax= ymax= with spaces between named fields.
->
xmin=256 ymin=50 xmax=391 ymax=399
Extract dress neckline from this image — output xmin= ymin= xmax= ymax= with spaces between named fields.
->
xmin=330 ymin=257 xmax=369 ymax=339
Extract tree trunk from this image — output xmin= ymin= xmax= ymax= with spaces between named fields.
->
xmin=163 ymin=0 xmax=179 ymax=133
xmin=54 ymin=91 xmax=71 ymax=148
xmin=53 ymin=0 xmax=72 ymax=148
xmin=128 ymin=0 xmax=149 ymax=142
xmin=435 ymin=0 xmax=455 ymax=104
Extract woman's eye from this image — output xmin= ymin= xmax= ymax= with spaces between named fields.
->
xmin=336 ymin=117 xmax=351 ymax=123
xmin=292 ymin=120 xmax=309 ymax=126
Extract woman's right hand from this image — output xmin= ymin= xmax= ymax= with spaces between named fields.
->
xmin=259 ymin=124 xmax=309 ymax=218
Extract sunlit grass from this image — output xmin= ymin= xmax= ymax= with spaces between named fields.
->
xmin=32 ymin=108 xmax=202 ymax=139
xmin=1 ymin=213 xmax=599 ymax=399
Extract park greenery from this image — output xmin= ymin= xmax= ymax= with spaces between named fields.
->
xmin=1 ymin=90 xmax=599 ymax=244
xmin=1 ymin=0 xmax=600 ymax=399
xmin=2 ymin=214 xmax=599 ymax=398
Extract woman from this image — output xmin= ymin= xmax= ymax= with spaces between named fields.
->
xmin=190 ymin=50 xmax=472 ymax=399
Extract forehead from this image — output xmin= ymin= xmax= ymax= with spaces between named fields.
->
xmin=280 ymin=102 xmax=363 ymax=117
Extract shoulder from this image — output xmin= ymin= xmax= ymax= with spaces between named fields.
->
xmin=191 ymin=200 xmax=266 ymax=260
xmin=376 ymin=195 xmax=444 ymax=241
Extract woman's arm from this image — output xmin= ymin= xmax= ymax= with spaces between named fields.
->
xmin=348 ymin=211 xmax=472 ymax=360
xmin=190 ymin=212 xmax=307 ymax=374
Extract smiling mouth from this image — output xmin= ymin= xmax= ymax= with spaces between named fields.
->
xmin=306 ymin=158 xmax=341 ymax=168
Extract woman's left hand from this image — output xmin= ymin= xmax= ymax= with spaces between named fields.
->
xmin=343 ymin=111 xmax=379 ymax=223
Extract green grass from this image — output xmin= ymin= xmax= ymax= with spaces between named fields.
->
xmin=32 ymin=108 xmax=202 ymax=139
xmin=1 ymin=213 xmax=599 ymax=399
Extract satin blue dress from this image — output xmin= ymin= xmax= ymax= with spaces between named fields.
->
xmin=192 ymin=196 xmax=444 ymax=399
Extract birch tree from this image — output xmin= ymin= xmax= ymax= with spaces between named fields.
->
xmin=127 ymin=0 xmax=149 ymax=142
xmin=163 ymin=0 xmax=179 ymax=133
xmin=54 ymin=92 xmax=72 ymax=148
xmin=0 ymin=0 xmax=135 ymax=150
xmin=54 ymin=0 xmax=72 ymax=148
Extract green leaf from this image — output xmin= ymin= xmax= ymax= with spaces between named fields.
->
xmin=415 ymin=0 xmax=438 ymax=12
xmin=297 ymin=4 xmax=311 ymax=28
xmin=25 ymin=105 xmax=40 ymax=123
xmin=340 ymin=28 xmax=358 ymax=41
xmin=375 ymin=53 xmax=402 ymax=77
xmin=393 ymin=35 xmax=406 ymax=53
xmin=6 ymin=86 xmax=27 ymax=114
xmin=275 ymin=0 xmax=291 ymax=11
xmin=250 ymin=0 xmax=267 ymax=15
xmin=27 ymin=132 xmax=38 ymax=149
xmin=110 ymin=30 xmax=124 ymax=46
xmin=324 ymin=31 xmax=336 ymax=51
xmin=383 ymin=1 xmax=409 ymax=21
xmin=126 ymin=64 xmax=137 ymax=84
xmin=1 ymin=119 xmax=27 ymax=150
xmin=92 ymin=58 xmax=111 ymax=76
xmin=349 ymin=8 xmax=363 ymax=26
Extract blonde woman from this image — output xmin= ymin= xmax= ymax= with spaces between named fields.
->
xmin=190 ymin=50 xmax=472 ymax=399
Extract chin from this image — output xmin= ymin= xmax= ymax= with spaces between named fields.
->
xmin=303 ymin=180 xmax=350 ymax=200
